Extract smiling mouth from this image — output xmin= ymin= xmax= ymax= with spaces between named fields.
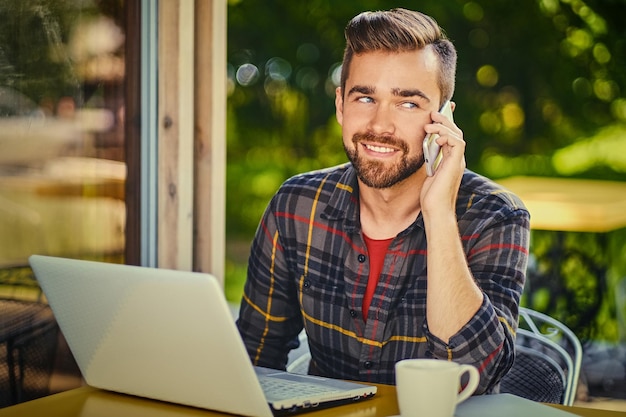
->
xmin=362 ymin=143 xmax=397 ymax=154
xmin=352 ymin=131 xmax=408 ymax=156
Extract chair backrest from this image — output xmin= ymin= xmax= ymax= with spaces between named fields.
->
xmin=500 ymin=307 xmax=582 ymax=406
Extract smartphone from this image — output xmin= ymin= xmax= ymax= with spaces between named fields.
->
xmin=423 ymin=100 xmax=454 ymax=176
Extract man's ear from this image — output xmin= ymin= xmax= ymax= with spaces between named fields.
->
xmin=335 ymin=87 xmax=344 ymax=125
xmin=450 ymin=101 xmax=456 ymax=113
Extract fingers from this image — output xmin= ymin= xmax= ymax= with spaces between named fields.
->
xmin=425 ymin=111 xmax=463 ymax=142
xmin=424 ymin=111 xmax=466 ymax=176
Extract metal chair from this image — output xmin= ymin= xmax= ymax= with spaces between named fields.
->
xmin=500 ymin=307 xmax=583 ymax=406
xmin=0 ymin=298 xmax=59 ymax=406
xmin=286 ymin=331 xmax=311 ymax=375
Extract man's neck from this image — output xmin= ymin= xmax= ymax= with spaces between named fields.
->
xmin=358 ymin=172 xmax=425 ymax=240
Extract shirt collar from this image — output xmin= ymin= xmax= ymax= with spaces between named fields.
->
xmin=320 ymin=164 xmax=359 ymax=227
xmin=320 ymin=163 xmax=426 ymax=235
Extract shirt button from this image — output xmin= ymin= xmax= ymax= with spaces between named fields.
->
xmin=363 ymin=361 xmax=373 ymax=369
xmin=357 ymin=254 xmax=366 ymax=263
xmin=303 ymin=280 xmax=310 ymax=288
xmin=349 ymin=309 xmax=357 ymax=318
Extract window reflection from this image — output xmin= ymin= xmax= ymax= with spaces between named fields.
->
xmin=0 ymin=0 xmax=127 ymax=406
xmin=0 ymin=1 xmax=126 ymax=269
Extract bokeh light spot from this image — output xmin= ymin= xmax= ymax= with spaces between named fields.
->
xmin=476 ymin=65 xmax=499 ymax=87
xmin=236 ymin=63 xmax=259 ymax=86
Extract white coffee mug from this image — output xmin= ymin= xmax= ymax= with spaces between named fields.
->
xmin=395 ymin=359 xmax=479 ymax=417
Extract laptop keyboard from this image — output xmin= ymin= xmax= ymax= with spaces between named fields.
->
xmin=258 ymin=375 xmax=342 ymax=400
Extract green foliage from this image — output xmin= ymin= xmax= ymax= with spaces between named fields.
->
xmin=524 ymin=228 xmax=626 ymax=342
xmin=553 ymin=124 xmax=626 ymax=178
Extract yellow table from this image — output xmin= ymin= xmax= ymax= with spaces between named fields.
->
xmin=0 ymin=385 xmax=624 ymax=417
xmin=497 ymin=176 xmax=626 ymax=233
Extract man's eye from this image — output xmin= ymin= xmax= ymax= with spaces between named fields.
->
xmin=401 ymin=102 xmax=418 ymax=109
xmin=357 ymin=96 xmax=373 ymax=103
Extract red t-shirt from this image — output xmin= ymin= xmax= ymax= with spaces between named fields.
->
xmin=362 ymin=234 xmax=394 ymax=322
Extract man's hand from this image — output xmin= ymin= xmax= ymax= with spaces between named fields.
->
xmin=420 ymin=107 xmax=466 ymax=217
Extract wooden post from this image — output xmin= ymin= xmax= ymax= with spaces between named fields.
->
xmin=193 ymin=0 xmax=227 ymax=284
xmin=157 ymin=0 xmax=195 ymax=270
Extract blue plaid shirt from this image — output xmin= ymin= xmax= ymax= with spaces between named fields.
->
xmin=237 ymin=163 xmax=529 ymax=393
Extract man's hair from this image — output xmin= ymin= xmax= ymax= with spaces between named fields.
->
xmin=340 ymin=8 xmax=457 ymax=106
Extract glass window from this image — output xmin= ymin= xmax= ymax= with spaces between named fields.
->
xmin=0 ymin=1 xmax=128 ymax=270
xmin=0 ymin=0 xmax=129 ymax=405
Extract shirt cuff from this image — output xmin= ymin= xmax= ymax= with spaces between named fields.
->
xmin=423 ymin=297 xmax=504 ymax=359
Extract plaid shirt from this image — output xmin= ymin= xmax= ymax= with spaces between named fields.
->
xmin=237 ymin=163 xmax=529 ymax=393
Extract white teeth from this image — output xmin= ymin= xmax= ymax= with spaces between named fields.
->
xmin=364 ymin=143 xmax=395 ymax=153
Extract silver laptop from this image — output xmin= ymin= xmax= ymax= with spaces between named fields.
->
xmin=29 ymin=255 xmax=377 ymax=417
xmin=456 ymin=393 xmax=580 ymax=417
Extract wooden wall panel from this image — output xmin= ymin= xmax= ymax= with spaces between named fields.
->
xmin=156 ymin=0 xmax=225 ymax=281
xmin=194 ymin=0 xmax=226 ymax=283
xmin=158 ymin=0 xmax=194 ymax=270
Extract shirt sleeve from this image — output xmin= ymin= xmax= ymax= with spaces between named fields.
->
xmin=236 ymin=195 xmax=304 ymax=371
xmin=423 ymin=205 xmax=530 ymax=394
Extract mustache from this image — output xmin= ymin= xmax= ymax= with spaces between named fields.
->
xmin=352 ymin=132 xmax=409 ymax=152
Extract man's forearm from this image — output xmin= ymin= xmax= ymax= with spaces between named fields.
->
xmin=424 ymin=211 xmax=483 ymax=342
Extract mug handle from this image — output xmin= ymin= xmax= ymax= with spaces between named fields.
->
xmin=456 ymin=365 xmax=480 ymax=404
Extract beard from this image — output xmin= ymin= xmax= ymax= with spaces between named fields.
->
xmin=344 ymin=131 xmax=425 ymax=189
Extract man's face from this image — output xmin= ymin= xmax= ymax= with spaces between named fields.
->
xmin=335 ymin=48 xmax=441 ymax=189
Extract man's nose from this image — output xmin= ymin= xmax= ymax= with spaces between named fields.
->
xmin=367 ymin=105 xmax=395 ymax=136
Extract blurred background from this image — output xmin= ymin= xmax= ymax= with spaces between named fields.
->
xmin=0 ymin=0 xmax=625 ymax=409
